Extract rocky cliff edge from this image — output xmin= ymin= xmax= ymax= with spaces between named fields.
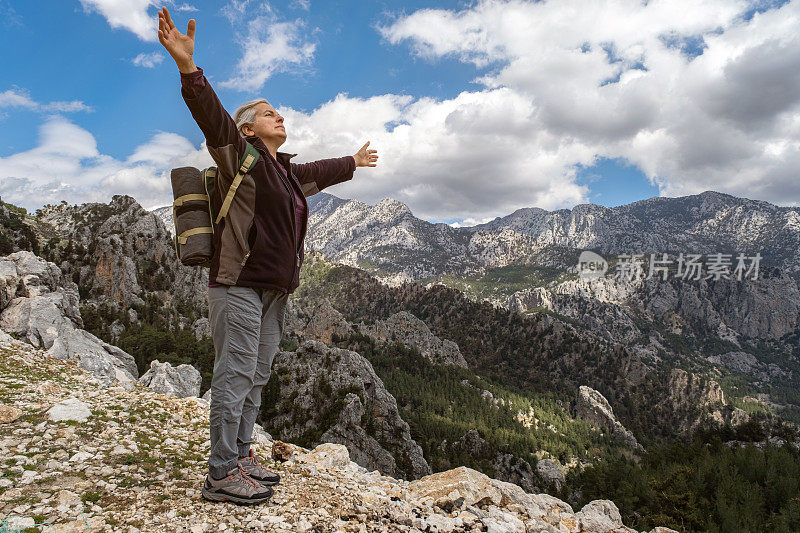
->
xmin=0 ymin=335 xmax=676 ymax=533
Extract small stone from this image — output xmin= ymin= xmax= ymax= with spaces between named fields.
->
xmin=47 ymin=398 xmax=91 ymax=423
xmin=272 ymin=440 xmax=294 ymax=462
xmin=3 ymin=517 xmax=35 ymax=530
xmin=296 ymin=519 xmax=313 ymax=532
xmin=427 ymin=514 xmax=458 ymax=532
xmin=56 ymin=490 xmax=81 ymax=505
xmin=0 ymin=403 xmax=23 ymax=424
xmin=69 ymin=451 xmax=92 ymax=462
xmin=110 ymin=444 xmax=128 ymax=455
xmin=20 ymin=470 xmax=38 ymax=484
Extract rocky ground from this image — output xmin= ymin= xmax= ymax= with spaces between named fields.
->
xmin=0 ymin=334 xmax=675 ymax=533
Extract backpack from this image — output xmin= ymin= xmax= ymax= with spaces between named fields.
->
xmin=170 ymin=142 xmax=260 ymax=267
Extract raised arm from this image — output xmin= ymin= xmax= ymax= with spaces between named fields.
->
xmin=292 ymin=156 xmax=356 ymax=196
xmin=292 ymin=142 xmax=379 ymax=196
xmin=157 ymin=6 xmax=196 ymax=74
xmin=157 ymin=7 xmax=247 ymax=164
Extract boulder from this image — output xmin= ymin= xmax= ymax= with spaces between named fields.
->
xmin=299 ymin=442 xmax=352 ymax=471
xmin=138 ymin=359 xmax=201 ymax=398
xmin=409 ymin=466 xmax=503 ymax=508
xmin=0 ymin=253 xmax=138 ymax=387
xmin=47 ymin=398 xmax=91 ymax=423
xmin=0 ymin=403 xmax=23 ymax=424
xmin=575 ymin=500 xmax=637 ymax=533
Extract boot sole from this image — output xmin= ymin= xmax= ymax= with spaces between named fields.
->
xmin=201 ymin=486 xmax=273 ymax=505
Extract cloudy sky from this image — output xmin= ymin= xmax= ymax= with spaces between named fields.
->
xmin=0 ymin=0 xmax=797 ymax=224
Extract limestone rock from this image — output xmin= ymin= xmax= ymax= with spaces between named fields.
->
xmin=3 ymin=517 xmax=35 ymax=531
xmin=707 ymin=351 xmax=792 ymax=382
xmin=668 ymin=369 xmax=724 ymax=409
xmin=576 ymin=385 xmax=643 ymax=451
xmin=300 ymin=299 xmax=353 ymax=343
xmin=264 ymin=340 xmax=430 ymax=480
xmin=37 ymin=195 xmax=209 ymax=310
xmin=535 ymin=459 xmax=565 ymax=492
xmin=447 ymin=429 xmax=539 ymax=493
xmin=47 ymin=397 xmax=91 ymax=422
xmin=0 ymin=253 xmax=138 ymax=387
xmin=492 ymin=452 xmax=538 ymax=494
xmin=409 ymin=466 xmax=503 ymax=508
xmin=48 ymin=328 xmax=138 ymax=387
xmin=138 ymin=359 xmax=201 ymax=398
xmin=299 ymin=442 xmax=352 ymax=471
xmin=575 ymin=500 xmax=637 ymax=533
xmin=0 ymin=403 xmax=22 ymax=423
xmin=358 ymin=311 xmax=468 ymax=367
xmin=0 ymin=336 xmax=677 ymax=533
xmin=191 ymin=317 xmax=211 ymax=340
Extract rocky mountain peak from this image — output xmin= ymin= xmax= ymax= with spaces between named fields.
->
xmin=374 ymin=197 xmax=413 ymax=218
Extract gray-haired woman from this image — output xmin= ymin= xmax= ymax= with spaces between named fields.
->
xmin=158 ymin=6 xmax=378 ymax=505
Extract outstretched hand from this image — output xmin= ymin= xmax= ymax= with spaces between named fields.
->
xmin=353 ymin=141 xmax=379 ymax=168
xmin=157 ymin=6 xmax=197 ymax=74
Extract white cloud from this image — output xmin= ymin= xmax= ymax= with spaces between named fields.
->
xmin=0 ymin=118 xmax=213 ymax=211
xmin=278 ymin=87 xmax=589 ymax=220
xmin=220 ymin=1 xmax=316 ymax=91
xmin=354 ymin=0 xmax=800 ymax=216
xmin=78 ymin=0 xmax=158 ymax=42
xmin=132 ymin=52 xmax=164 ymax=68
xmin=0 ymin=88 xmax=92 ymax=114
xmin=449 ymin=216 xmax=495 ymax=227
xmin=291 ymin=0 xmax=310 ymax=10
xmin=9 ymin=0 xmax=800 ymax=223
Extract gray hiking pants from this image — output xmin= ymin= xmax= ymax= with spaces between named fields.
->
xmin=207 ymin=285 xmax=288 ymax=479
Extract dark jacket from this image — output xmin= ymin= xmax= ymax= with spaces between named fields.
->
xmin=180 ymin=68 xmax=355 ymax=293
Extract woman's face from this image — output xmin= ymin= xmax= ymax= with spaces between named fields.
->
xmin=244 ymin=102 xmax=286 ymax=145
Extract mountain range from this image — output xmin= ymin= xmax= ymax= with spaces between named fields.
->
xmin=3 ymin=190 xmax=800 ymax=531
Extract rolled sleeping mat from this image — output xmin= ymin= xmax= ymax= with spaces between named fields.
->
xmin=171 ymin=167 xmax=213 ymax=266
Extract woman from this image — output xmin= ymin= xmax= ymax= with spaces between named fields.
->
xmin=157 ymin=6 xmax=378 ymax=505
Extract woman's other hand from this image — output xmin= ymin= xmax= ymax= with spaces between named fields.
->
xmin=353 ymin=141 xmax=378 ymax=168
xmin=157 ymin=6 xmax=197 ymax=74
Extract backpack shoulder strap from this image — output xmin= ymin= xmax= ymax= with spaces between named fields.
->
xmin=215 ymin=142 xmax=260 ymax=224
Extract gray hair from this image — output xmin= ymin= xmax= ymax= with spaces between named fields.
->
xmin=233 ymin=98 xmax=270 ymax=137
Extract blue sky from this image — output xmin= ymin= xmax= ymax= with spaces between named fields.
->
xmin=0 ymin=1 xmax=480 ymax=157
xmin=1 ymin=0 xmax=797 ymax=224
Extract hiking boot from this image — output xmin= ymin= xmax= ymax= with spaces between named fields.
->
xmin=201 ymin=463 xmax=273 ymax=505
xmin=238 ymin=449 xmax=281 ymax=485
